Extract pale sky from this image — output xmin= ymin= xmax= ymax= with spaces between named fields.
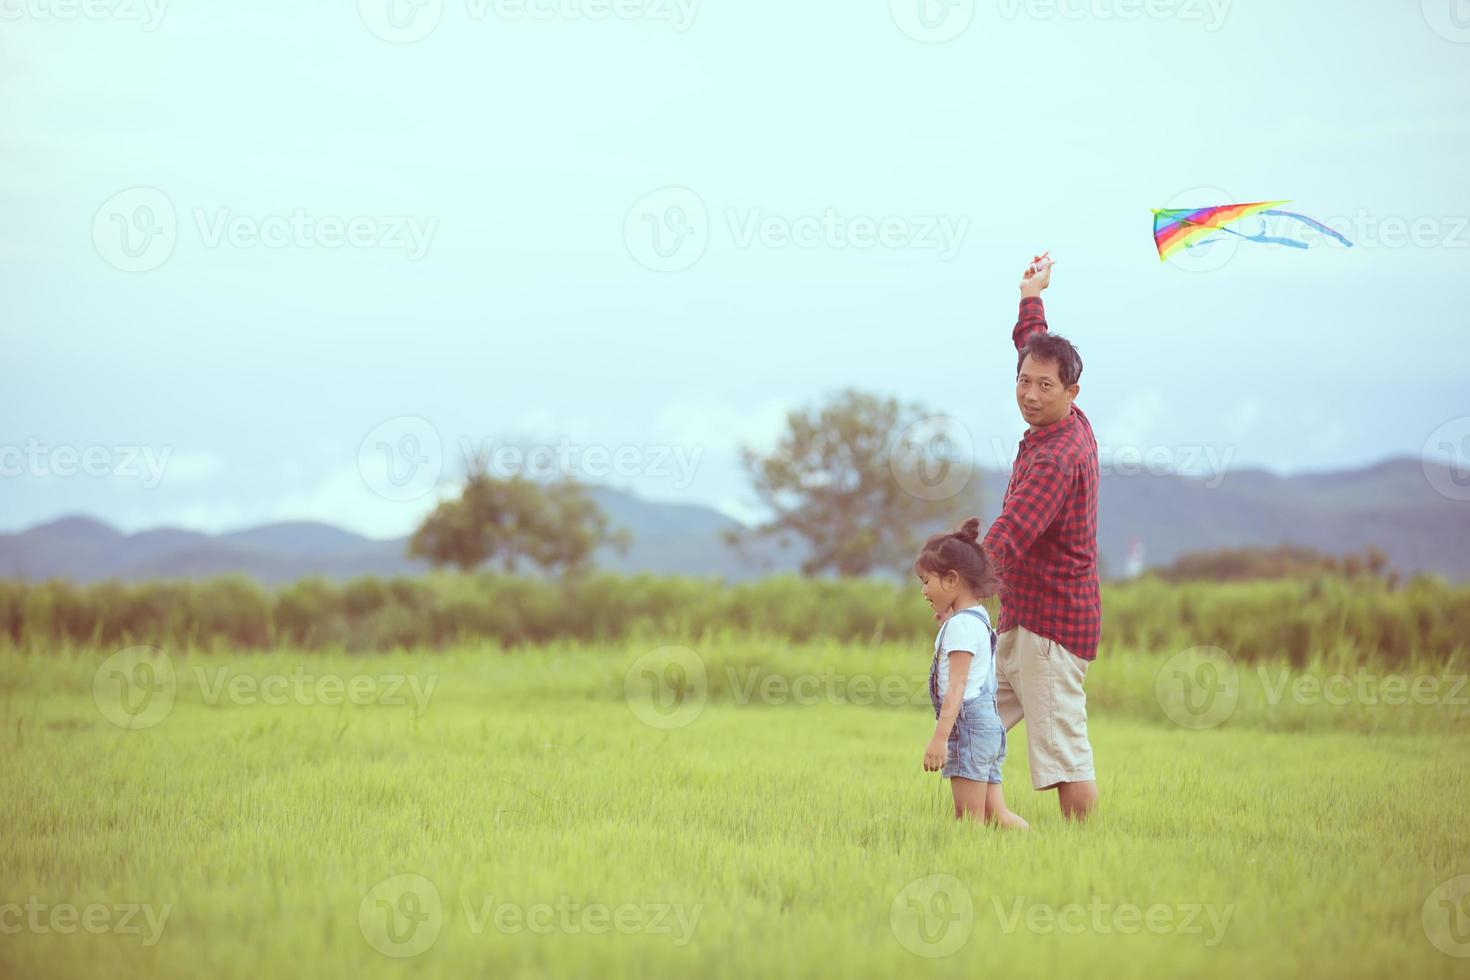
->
xmin=5 ymin=0 xmax=1468 ymax=537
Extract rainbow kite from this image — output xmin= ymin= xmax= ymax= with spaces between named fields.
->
xmin=1153 ymin=201 xmax=1353 ymax=261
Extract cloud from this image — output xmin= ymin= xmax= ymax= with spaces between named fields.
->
xmin=153 ymin=450 xmax=224 ymax=485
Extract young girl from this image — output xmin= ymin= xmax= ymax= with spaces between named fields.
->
xmin=916 ymin=518 xmax=1028 ymax=830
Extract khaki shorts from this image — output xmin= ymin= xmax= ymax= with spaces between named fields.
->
xmin=995 ymin=624 xmax=1096 ymax=791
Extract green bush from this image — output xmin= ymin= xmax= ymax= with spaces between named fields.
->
xmin=0 ymin=571 xmax=1466 ymax=662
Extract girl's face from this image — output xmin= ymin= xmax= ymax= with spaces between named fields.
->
xmin=918 ymin=568 xmax=963 ymax=615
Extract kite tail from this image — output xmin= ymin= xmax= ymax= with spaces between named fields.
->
xmin=1262 ymin=209 xmax=1355 ymax=248
xmin=1195 ymin=227 xmax=1310 ymax=250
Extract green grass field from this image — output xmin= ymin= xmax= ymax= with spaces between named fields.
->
xmin=3 ymin=642 xmax=1469 ymax=979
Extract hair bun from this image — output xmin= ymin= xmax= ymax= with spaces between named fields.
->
xmin=953 ymin=517 xmax=982 ymax=544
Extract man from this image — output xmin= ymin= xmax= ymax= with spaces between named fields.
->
xmin=979 ymin=258 xmax=1101 ymax=821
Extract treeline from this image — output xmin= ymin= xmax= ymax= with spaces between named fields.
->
xmin=1151 ymin=544 xmax=1396 ymax=584
xmin=1 ymin=572 xmax=1467 ymax=664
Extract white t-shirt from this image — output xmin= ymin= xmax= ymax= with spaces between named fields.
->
xmin=932 ymin=606 xmax=996 ymax=701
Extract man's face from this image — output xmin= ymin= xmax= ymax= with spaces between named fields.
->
xmin=1016 ymin=353 xmax=1079 ymax=429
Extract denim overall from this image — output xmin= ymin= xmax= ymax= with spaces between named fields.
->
xmin=929 ymin=608 xmax=1006 ymax=782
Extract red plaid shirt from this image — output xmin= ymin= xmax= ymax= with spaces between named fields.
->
xmin=981 ymin=296 xmax=1102 ymax=660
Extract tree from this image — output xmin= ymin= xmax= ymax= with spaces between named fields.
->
xmin=727 ymin=388 xmax=986 ymax=576
xmin=408 ymin=467 xmax=627 ymax=575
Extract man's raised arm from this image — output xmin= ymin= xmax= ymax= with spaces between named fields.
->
xmin=1014 ymin=260 xmax=1052 ymax=351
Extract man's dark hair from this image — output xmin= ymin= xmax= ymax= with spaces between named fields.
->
xmin=1016 ymin=333 xmax=1083 ymax=389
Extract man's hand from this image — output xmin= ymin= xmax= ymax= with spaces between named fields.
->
xmin=1020 ymin=259 xmax=1053 ymax=298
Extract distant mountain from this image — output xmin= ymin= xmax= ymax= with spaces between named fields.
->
xmin=0 ymin=488 xmax=803 ymax=585
xmin=0 ymin=458 xmax=1465 ymax=584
